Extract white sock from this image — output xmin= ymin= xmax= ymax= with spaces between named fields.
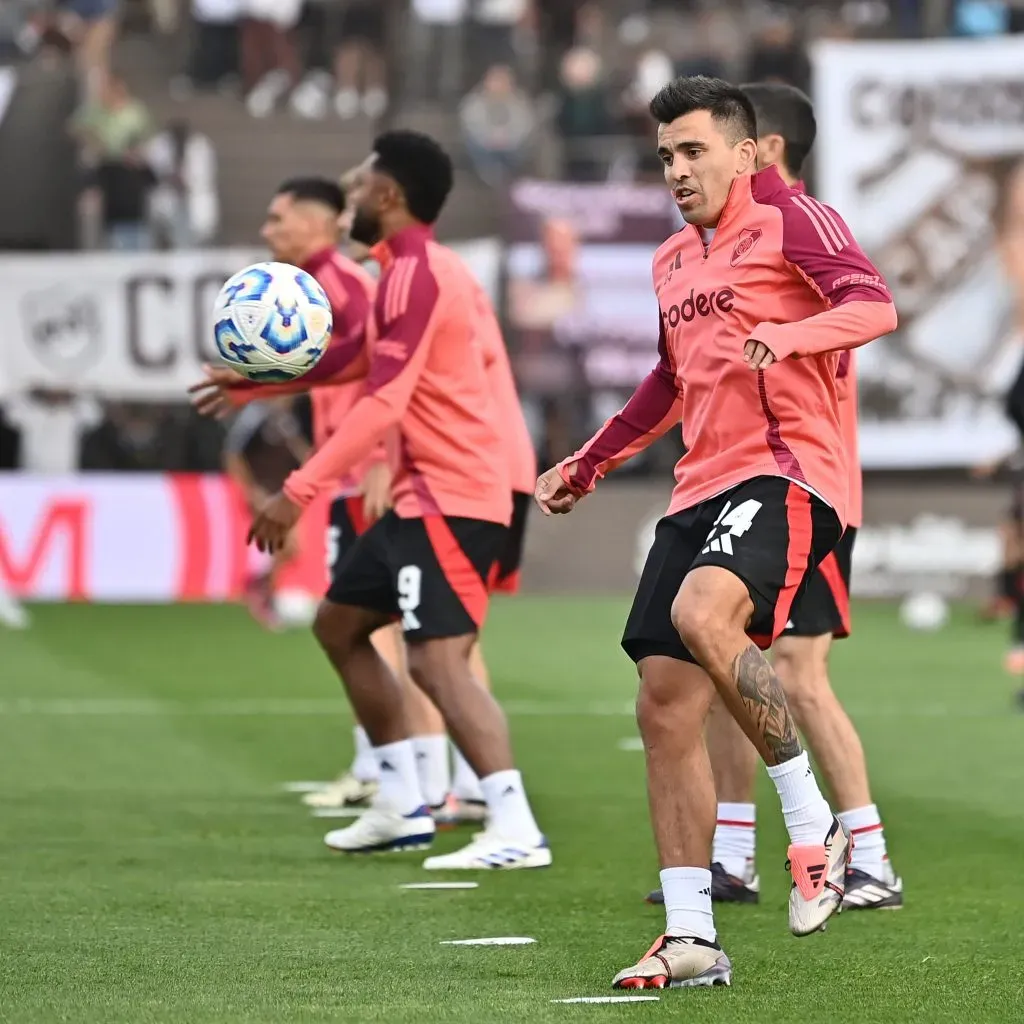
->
xmin=451 ymin=744 xmax=484 ymax=802
xmin=413 ymin=734 xmax=451 ymax=809
xmin=712 ymin=802 xmax=756 ymax=879
xmin=660 ymin=867 xmax=716 ymax=941
xmin=766 ymin=751 xmax=834 ymax=847
xmin=372 ymin=740 xmax=425 ymax=816
xmin=350 ymin=726 xmax=379 ymax=782
xmin=479 ymin=769 xmax=542 ymax=844
xmin=838 ymin=804 xmax=889 ymax=879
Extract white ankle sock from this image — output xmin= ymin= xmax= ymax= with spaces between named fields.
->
xmin=372 ymin=740 xmax=425 ymax=816
xmin=712 ymin=802 xmax=756 ymax=879
xmin=838 ymin=804 xmax=889 ymax=878
xmin=479 ymin=770 xmax=541 ymax=843
xmin=451 ymin=744 xmax=484 ymax=802
xmin=661 ymin=866 xmax=716 ymax=941
xmin=351 ymin=726 xmax=379 ymax=782
xmin=412 ymin=735 xmax=451 ymax=808
xmin=766 ymin=752 xmax=834 ymax=847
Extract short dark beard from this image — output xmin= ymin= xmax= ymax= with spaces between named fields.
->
xmin=349 ymin=207 xmax=381 ymax=247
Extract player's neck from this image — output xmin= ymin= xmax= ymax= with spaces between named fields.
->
xmin=292 ymin=237 xmax=338 ymax=266
xmin=380 ymin=215 xmax=430 ymax=243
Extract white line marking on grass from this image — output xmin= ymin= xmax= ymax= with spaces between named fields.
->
xmin=0 ymin=698 xmax=1000 ymax=719
xmin=281 ymin=781 xmax=330 ymax=793
xmin=617 ymin=737 xmax=644 ymax=751
xmin=551 ymin=996 xmax=660 ymax=1004
xmin=440 ymin=937 xmax=536 ymax=946
xmin=310 ymin=807 xmax=363 ymax=818
xmin=401 ymin=882 xmax=479 ymax=890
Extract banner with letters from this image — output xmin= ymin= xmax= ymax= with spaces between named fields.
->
xmin=0 ymin=242 xmax=501 ymax=402
xmin=813 ymin=37 xmax=1024 ymax=468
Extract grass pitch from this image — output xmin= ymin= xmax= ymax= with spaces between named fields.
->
xmin=1 ymin=598 xmax=1023 ymax=1022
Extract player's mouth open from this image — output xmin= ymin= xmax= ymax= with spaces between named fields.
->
xmin=674 ymin=187 xmax=698 ymax=203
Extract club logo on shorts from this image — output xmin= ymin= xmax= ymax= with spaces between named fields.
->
xmin=730 ymin=228 xmax=763 ymax=267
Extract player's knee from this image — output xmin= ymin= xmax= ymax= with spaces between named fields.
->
xmin=671 ymin=568 xmax=752 ymax=661
xmin=635 ymin=662 xmax=709 ymax=744
xmin=773 ymin=648 xmax=829 ymax=718
xmin=312 ymin=600 xmax=366 ymax=655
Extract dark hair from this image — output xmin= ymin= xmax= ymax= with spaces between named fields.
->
xmin=741 ymin=82 xmax=817 ymax=178
xmin=372 ymin=130 xmax=453 ymax=224
xmin=649 ymin=75 xmax=757 ymax=146
xmin=276 ymin=177 xmax=346 ymax=214
xmin=993 ymin=156 xmax=1024 ymax=236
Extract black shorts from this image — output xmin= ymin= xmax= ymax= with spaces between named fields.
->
xmin=327 ymin=510 xmax=506 ymax=642
xmin=622 ymin=476 xmax=842 ymax=665
xmin=489 ymin=491 xmax=531 ymax=595
xmin=326 ymin=495 xmax=370 ymax=585
xmin=782 ymin=527 xmax=856 ymax=640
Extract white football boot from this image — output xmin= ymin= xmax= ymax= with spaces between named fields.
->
xmin=324 ymin=801 xmax=435 ymax=854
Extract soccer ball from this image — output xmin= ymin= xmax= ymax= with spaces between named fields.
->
xmin=899 ymin=591 xmax=949 ymax=632
xmin=211 ymin=261 xmax=333 ymax=382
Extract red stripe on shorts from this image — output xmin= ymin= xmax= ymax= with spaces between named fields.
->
xmin=772 ymin=484 xmax=814 ymax=641
xmin=817 ymin=549 xmax=851 ymax=637
xmin=422 ymin=515 xmax=490 ymax=629
xmin=344 ymin=495 xmax=370 ymax=537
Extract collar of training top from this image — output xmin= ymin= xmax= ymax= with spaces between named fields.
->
xmin=370 ymin=223 xmax=435 ymax=270
xmin=302 ymin=246 xmax=340 ymax=274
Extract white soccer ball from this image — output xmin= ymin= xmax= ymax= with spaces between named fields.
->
xmin=899 ymin=591 xmax=949 ymax=632
xmin=212 ymin=261 xmax=332 ymax=382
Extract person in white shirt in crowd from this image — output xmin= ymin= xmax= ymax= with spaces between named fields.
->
xmin=459 ymin=63 xmax=535 ymax=187
xmin=147 ymin=119 xmax=220 ymax=248
xmin=240 ymin=0 xmax=302 ymax=118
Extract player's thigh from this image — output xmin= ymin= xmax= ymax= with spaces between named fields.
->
xmin=392 ymin=516 xmax=507 ymax=643
xmin=622 ymin=511 xmax=708 ymax=666
xmin=489 ymin=491 xmax=531 ymax=595
xmin=687 ymin=476 xmax=842 ymax=650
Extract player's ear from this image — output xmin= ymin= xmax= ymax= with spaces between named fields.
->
xmin=736 ymin=137 xmax=758 ymax=174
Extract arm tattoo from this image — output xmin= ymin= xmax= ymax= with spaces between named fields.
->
xmin=732 ymin=643 xmax=802 ymax=764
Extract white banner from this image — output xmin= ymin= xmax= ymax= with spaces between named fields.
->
xmin=0 ymin=241 xmax=501 ymax=401
xmin=813 ymin=37 xmax=1024 ymax=468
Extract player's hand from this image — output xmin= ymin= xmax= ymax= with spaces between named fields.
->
xmin=248 ymin=490 xmax=302 ymax=553
xmin=361 ymin=461 xmax=393 ymax=524
xmin=742 ymin=338 xmax=777 ymax=371
xmin=188 ymin=363 xmax=247 ymax=418
xmin=535 ymin=464 xmax=578 ymax=516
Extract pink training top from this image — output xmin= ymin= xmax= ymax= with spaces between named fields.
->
xmin=558 ymin=165 xmax=896 ymax=528
xmin=468 ymin=276 xmax=537 ymax=495
xmin=301 ymin=248 xmax=392 ymax=497
xmin=283 ymin=224 xmax=511 ymax=525
xmin=836 ymin=350 xmax=862 ymax=528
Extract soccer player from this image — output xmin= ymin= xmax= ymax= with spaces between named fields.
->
xmin=222 ymin=394 xmax=311 ymax=630
xmin=211 ymin=132 xmax=550 ymax=868
xmin=535 ymin=76 xmax=896 ymax=988
xmin=645 ymin=83 xmax=902 ymax=912
xmin=254 ymin=175 xmax=400 ymax=807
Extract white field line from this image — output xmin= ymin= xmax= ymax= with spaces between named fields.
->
xmin=0 ymin=697 xmax=990 ymax=718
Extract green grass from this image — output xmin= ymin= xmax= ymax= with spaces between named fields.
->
xmin=1 ymin=598 xmax=1023 ymax=1023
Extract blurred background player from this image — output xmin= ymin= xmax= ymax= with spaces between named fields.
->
xmin=196 ymin=132 xmax=548 ymax=869
xmin=646 ymin=81 xmax=902 ymax=913
xmin=222 ymin=393 xmax=311 ymax=630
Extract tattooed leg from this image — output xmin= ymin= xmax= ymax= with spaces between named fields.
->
xmin=671 ymin=566 xmax=804 ymax=766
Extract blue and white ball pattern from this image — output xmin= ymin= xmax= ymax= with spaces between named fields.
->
xmin=211 ymin=261 xmax=333 ymax=382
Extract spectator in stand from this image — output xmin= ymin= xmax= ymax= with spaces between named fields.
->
xmin=147 ymin=118 xmax=220 ymax=248
xmin=291 ymin=0 xmax=388 ymax=120
xmin=620 ymin=47 xmax=673 ymax=179
xmin=556 ymin=46 xmax=612 ymax=182
xmin=459 ymin=62 xmax=535 ymax=187
xmin=745 ymin=10 xmax=810 ymax=91
xmin=466 ymin=0 xmax=529 ymax=87
xmin=70 ymin=71 xmax=151 ymax=163
xmin=89 ymin=133 xmax=157 ymax=250
xmin=176 ymin=0 xmax=241 ymax=94
xmin=240 ymin=0 xmax=302 ymax=118
xmin=62 ymin=0 xmax=119 ymax=95
xmin=404 ymin=0 xmax=466 ymax=105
